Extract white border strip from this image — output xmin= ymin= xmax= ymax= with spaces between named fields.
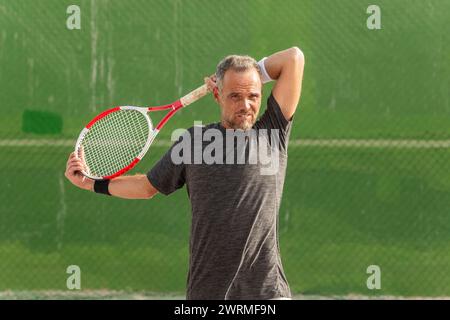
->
xmin=0 ymin=139 xmax=171 ymax=147
xmin=290 ymin=139 xmax=450 ymax=149
xmin=0 ymin=290 xmax=447 ymax=300
xmin=0 ymin=139 xmax=449 ymax=149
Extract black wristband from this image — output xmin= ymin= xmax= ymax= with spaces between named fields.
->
xmin=93 ymin=179 xmax=111 ymax=196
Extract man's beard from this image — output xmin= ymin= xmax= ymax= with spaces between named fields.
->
xmin=223 ymin=112 xmax=255 ymax=130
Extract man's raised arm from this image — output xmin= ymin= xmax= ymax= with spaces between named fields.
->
xmin=65 ymin=152 xmax=158 ymax=199
xmin=262 ymin=47 xmax=305 ymax=121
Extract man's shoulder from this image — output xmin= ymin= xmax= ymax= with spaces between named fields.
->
xmin=254 ymin=92 xmax=291 ymax=130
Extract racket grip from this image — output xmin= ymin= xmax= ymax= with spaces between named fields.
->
xmin=180 ymin=84 xmax=208 ymax=107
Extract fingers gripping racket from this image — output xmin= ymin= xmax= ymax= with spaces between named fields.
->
xmin=75 ymin=84 xmax=208 ymax=180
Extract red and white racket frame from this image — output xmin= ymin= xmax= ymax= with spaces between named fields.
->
xmin=75 ymin=84 xmax=208 ymax=180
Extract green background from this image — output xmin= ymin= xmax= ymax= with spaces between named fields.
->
xmin=0 ymin=0 xmax=449 ymax=298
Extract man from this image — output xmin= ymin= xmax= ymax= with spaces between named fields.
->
xmin=65 ymin=47 xmax=305 ymax=299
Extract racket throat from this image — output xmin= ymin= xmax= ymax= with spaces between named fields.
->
xmin=138 ymin=129 xmax=159 ymax=159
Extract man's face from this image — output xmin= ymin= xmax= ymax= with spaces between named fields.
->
xmin=217 ymin=69 xmax=262 ymax=130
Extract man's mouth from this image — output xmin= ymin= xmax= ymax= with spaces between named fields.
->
xmin=236 ymin=113 xmax=253 ymax=119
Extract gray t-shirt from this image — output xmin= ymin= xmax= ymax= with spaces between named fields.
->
xmin=147 ymin=93 xmax=292 ymax=300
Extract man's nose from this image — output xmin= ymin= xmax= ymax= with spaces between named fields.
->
xmin=241 ymin=99 xmax=252 ymax=110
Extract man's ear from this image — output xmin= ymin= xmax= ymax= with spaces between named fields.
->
xmin=213 ymin=87 xmax=219 ymax=102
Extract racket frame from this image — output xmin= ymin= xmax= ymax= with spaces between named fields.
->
xmin=74 ymin=84 xmax=208 ymax=180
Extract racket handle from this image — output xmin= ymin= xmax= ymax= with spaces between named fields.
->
xmin=180 ymin=84 xmax=209 ymax=107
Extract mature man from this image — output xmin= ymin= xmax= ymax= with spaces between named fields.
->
xmin=65 ymin=47 xmax=305 ymax=299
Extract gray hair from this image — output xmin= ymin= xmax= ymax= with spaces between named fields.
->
xmin=215 ymin=55 xmax=262 ymax=92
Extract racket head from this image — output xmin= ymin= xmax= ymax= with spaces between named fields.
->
xmin=74 ymin=106 xmax=155 ymax=180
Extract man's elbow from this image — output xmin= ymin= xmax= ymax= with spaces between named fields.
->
xmin=143 ymin=188 xmax=157 ymax=199
xmin=289 ymin=46 xmax=305 ymax=65
xmin=140 ymin=176 xmax=159 ymax=199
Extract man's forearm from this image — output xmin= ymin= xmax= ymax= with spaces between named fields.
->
xmin=108 ymin=174 xmax=157 ymax=199
xmin=80 ymin=174 xmax=157 ymax=199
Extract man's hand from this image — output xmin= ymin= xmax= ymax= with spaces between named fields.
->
xmin=65 ymin=152 xmax=94 ymax=191
xmin=204 ymin=74 xmax=217 ymax=93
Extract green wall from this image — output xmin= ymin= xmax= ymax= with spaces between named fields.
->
xmin=0 ymin=0 xmax=449 ymax=297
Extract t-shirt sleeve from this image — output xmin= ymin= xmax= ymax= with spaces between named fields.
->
xmin=254 ymin=92 xmax=293 ymax=153
xmin=147 ymin=137 xmax=186 ymax=196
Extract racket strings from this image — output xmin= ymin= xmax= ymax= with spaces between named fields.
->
xmin=80 ymin=110 xmax=150 ymax=177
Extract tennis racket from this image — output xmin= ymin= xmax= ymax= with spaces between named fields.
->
xmin=74 ymin=84 xmax=208 ymax=180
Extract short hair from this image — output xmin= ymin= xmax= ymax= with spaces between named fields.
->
xmin=215 ymin=55 xmax=262 ymax=92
